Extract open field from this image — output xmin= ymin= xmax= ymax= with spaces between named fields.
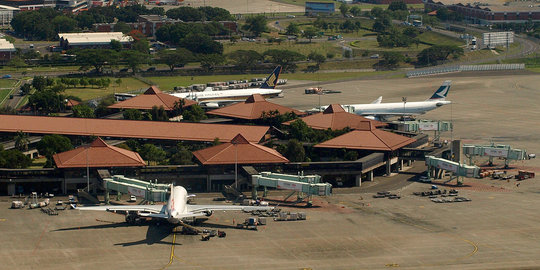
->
xmin=0 ymin=78 xmax=16 ymax=88
xmin=63 ymin=78 xmax=149 ymax=101
xmin=146 ymin=70 xmax=394 ymax=90
xmin=181 ymin=0 xmax=304 ymax=14
xmin=0 ymin=89 xmax=11 ymax=103
xmin=224 ymin=40 xmax=341 ymax=56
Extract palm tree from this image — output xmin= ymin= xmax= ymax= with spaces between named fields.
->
xmin=14 ymin=131 xmax=30 ymax=152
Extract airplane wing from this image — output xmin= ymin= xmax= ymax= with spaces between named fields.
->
xmin=186 ymin=204 xmax=274 ymax=215
xmin=78 ymin=204 xmax=166 ymax=215
xmin=371 ymin=96 xmax=383 ymax=104
xmin=199 ymin=100 xmax=243 ymax=109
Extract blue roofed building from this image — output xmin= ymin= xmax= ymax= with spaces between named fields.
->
xmin=305 ymin=1 xmax=335 ymax=16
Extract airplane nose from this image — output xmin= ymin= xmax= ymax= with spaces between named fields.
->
xmin=171 ymin=210 xmax=178 ymax=218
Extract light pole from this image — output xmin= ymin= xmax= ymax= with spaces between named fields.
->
xmin=402 ymin=97 xmax=407 ymax=120
xmin=234 ymin=142 xmax=238 ymax=189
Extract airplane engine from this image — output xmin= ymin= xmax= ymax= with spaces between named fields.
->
xmin=125 ymin=213 xmax=139 ymax=224
xmin=204 ymin=210 xmax=213 ymax=217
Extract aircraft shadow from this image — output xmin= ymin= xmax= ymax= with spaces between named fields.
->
xmin=114 ymin=223 xmax=180 ymax=246
xmin=54 ymin=221 xmax=180 ymax=246
xmin=196 ymin=221 xmax=238 ymax=230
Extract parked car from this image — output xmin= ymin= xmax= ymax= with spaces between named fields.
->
xmin=128 ymin=195 xmax=137 ymax=202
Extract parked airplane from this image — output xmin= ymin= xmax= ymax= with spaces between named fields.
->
xmin=79 ymin=184 xmax=274 ymax=225
xmin=171 ymin=66 xmax=283 ymax=108
xmin=318 ymin=80 xmax=452 ymax=120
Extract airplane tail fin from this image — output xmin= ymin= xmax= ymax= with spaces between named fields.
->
xmin=260 ymin=66 xmax=282 ymax=89
xmin=427 ymin=80 xmax=451 ymax=101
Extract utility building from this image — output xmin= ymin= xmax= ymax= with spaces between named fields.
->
xmin=58 ymin=32 xmax=133 ymax=50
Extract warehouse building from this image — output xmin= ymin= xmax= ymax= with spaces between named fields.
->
xmin=425 ymin=0 xmax=540 ymax=24
xmin=305 ymin=1 xmax=335 ymax=16
xmin=58 ymin=32 xmax=133 ymax=50
xmin=0 ymin=38 xmax=15 ymax=62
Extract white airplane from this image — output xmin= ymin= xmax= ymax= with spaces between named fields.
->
xmin=79 ymin=184 xmax=274 ymax=225
xmin=171 ymin=66 xmax=283 ymax=108
xmin=318 ymin=80 xmax=452 ymax=120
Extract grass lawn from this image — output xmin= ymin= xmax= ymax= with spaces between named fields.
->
xmin=149 ymin=70 xmax=393 ymax=90
xmin=350 ymin=38 xmax=430 ymax=52
xmin=16 ymin=94 xmax=29 ymax=109
xmin=63 ymin=77 xmax=149 ymax=101
xmin=148 ymin=74 xmax=273 ymax=90
xmin=0 ymin=89 xmax=11 ymax=103
xmin=224 ymin=40 xmax=342 ymax=56
xmin=29 ymin=157 xmax=47 ymax=169
xmin=280 ymin=70 xmax=392 ymax=81
xmin=317 ymin=59 xmax=380 ymax=70
xmin=2 ymin=65 xmax=82 ymax=72
xmin=271 ymin=0 xmax=332 ymax=6
xmin=418 ymin=31 xmax=463 ymax=46
xmin=0 ymin=79 xmax=16 ymax=88
xmin=528 ymin=67 xmax=540 ymax=73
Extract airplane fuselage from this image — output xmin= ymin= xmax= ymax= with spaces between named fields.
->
xmin=340 ymin=100 xmax=451 ymax=116
xmin=166 ymin=186 xmax=188 ymax=224
xmin=172 ymin=88 xmax=282 ymax=101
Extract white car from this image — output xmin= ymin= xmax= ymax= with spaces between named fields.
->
xmin=128 ymin=195 xmax=137 ymax=202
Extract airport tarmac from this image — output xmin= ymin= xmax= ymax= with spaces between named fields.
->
xmin=275 ymin=71 xmax=540 ymax=168
xmin=1 ymin=173 xmax=540 ymax=270
xmin=1 ymin=71 xmax=539 ymax=269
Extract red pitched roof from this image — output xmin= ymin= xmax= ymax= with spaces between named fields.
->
xmin=315 ymin=122 xmax=416 ymax=151
xmin=283 ymin=104 xmax=386 ymax=130
xmin=193 ymin=134 xmax=289 ymax=165
xmin=108 ymin=86 xmax=197 ymax=111
xmin=65 ymin=99 xmax=80 ymax=108
xmin=53 ymin=137 xmax=146 ymax=168
xmin=0 ymin=115 xmax=269 ymax=143
xmin=206 ymin=94 xmax=305 ymax=120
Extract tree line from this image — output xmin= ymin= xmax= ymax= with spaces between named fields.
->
xmin=10 ymin=5 xmax=234 ymax=41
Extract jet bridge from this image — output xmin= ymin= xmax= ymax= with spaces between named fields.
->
xmin=391 ymin=120 xmax=453 ymax=142
xmin=462 ymin=144 xmax=533 ymax=168
xmin=425 ymin=156 xmax=480 ymax=185
xmin=102 ymin=175 xmax=170 ymax=204
xmin=251 ymin=172 xmax=331 ymax=206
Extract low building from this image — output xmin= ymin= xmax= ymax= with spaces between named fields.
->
xmin=0 ymin=115 xmax=270 ymax=143
xmin=55 ymin=0 xmax=87 ymax=13
xmin=0 ymin=38 xmax=15 ymax=62
xmin=94 ymin=15 xmax=238 ymax=38
xmin=425 ymin=0 xmax=540 ymax=24
xmin=206 ymin=94 xmax=305 ymax=121
xmin=108 ymin=86 xmax=197 ymax=113
xmin=305 ymin=1 xmax=335 ymax=16
xmin=58 ymin=32 xmax=133 ymax=50
xmin=193 ymin=134 xmax=289 ymax=165
xmin=0 ymin=4 xmax=19 ymax=26
xmin=283 ymin=104 xmax=386 ymax=130
xmin=53 ymin=137 xmax=146 ymax=169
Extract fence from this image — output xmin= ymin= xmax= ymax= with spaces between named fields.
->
xmin=406 ymin=63 xmax=525 ymax=78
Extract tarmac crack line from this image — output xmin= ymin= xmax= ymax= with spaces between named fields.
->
xmin=381 ymin=209 xmax=478 ymax=267
xmin=32 ymin=219 xmax=50 ymax=255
